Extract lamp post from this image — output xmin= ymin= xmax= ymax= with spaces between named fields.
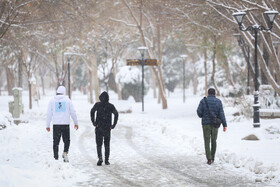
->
xmin=67 ymin=56 xmax=71 ymax=98
xmin=180 ymin=54 xmax=187 ymax=103
xmin=64 ymin=52 xmax=85 ymax=99
xmin=233 ymin=10 xmax=278 ymax=128
xmin=233 ymin=33 xmax=250 ymax=95
xmin=137 ymin=46 xmax=148 ymax=112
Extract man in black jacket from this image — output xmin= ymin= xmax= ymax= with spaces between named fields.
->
xmin=90 ymin=91 xmax=119 ymax=166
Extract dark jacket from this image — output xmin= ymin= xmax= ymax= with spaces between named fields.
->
xmin=90 ymin=92 xmax=119 ymax=130
xmin=196 ymin=95 xmax=227 ymax=127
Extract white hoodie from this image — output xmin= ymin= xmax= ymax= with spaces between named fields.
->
xmin=46 ymin=86 xmax=78 ymax=128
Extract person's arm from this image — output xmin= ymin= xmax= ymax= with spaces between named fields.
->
xmin=218 ymin=101 xmax=227 ymax=129
xmin=69 ymin=101 xmax=78 ymax=130
xmin=90 ymin=104 xmax=97 ymax=127
xmin=111 ymin=105 xmax=118 ymax=129
xmin=46 ymin=100 xmax=52 ymax=132
xmin=196 ymin=100 xmax=204 ymax=118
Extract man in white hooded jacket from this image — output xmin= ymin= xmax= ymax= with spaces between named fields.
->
xmin=46 ymin=86 xmax=78 ymax=162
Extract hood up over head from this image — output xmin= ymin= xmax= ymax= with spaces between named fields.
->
xmin=99 ymin=91 xmax=109 ymax=102
xmin=57 ymin=86 xmax=66 ymax=95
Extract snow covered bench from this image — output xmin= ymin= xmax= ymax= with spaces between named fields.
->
xmin=259 ymin=109 xmax=280 ymax=119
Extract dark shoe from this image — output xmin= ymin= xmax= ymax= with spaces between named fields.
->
xmin=97 ymin=158 xmax=103 ymax=166
xmin=105 ymin=160 xmax=110 ymax=165
xmin=207 ymin=159 xmax=212 ymax=165
xmin=55 ymin=158 xmax=58 ymax=160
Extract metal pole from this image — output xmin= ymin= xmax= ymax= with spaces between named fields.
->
xmin=247 ymin=47 xmax=250 ymax=95
xmin=68 ymin=57 xmax=71 ymax=99
xmin=141 ymin=53 xmax=144 ymax=112
xmin=183 ymin=59 xmax=186 ymax=103
xmin=253 ymin=28 xmax=260 ymax=127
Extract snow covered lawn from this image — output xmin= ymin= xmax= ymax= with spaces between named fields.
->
xmin=0 ymin=89 xmax=279 ymax=186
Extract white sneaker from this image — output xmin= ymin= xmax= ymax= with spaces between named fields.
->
xmin=62 ymin=152 xmax=69 ymax=162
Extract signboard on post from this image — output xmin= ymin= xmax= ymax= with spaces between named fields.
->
xmin=126 ymin=59 xmax=141 ymax=66
xmin=144 ymin=59 xmax=157 ymax=66
xmin=126 ymin=59 xmax=158 ymax=66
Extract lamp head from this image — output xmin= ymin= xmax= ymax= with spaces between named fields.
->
xmin=137 ymin=46 xmax=148 ymax=56
xmin=232 ymin=12 xmax=246 ymax=26
xmin=264 ymin=10 xmax=278 ymax=27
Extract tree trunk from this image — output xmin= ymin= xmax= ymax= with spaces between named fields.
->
xmin=217 ymin=52 xmax=235 ymax=88
xmin=113 ymin=63 xmax=122 ymax=100
xmin=157 ymin=86 xmax=161 ymax=104
xmin=156 ymin=20 xmax=167 ymax=109
xmin=239 ymin=44 xmax=255 ymax=92
xmin=29 ymin=83 xmax=32 ymax=109
xmin=40 ymin=68 xmax=45 ymax=96
xmin=88 ymin=69 xmax=94 ymax=104
xmin=261 ymin=40 xmax=269 ymax=85
xmin=18 ymin=54 xmax=23 ymax=88
xmin=91 ymin=54 xmax=100 ymax=102
xmin=5 ymin=66 xmax=14 ymax=95
xmin=256 ymin=44 xmax=280 ymax=95
xmin=211 ymin=35 xmax=220 ymax=95
xmin=152 ymin=67 xmax=167 ymax=109
xmin=71 ymin=59 xmax=78 ymax=97
xmin=203 ymin=48 xmax=208 ymax=96
xmin=193 ymin=66 xmax=198 ymax=95
xmin=151 ymin=69 xmax=157 ymax=98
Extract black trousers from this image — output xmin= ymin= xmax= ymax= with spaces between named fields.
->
xmin=95 ymin=128 xmax=111 ymax=161
xmin=53 ymin=125 xmax=70 ymax=159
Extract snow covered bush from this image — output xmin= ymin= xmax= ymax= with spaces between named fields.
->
xmin=259 ymin=85 xmax=280 ymax=109
xmin=116 ymin=66 xmax=148 ymax=102
xmin=223 ymin=95 xmax=253 ymax=119
xmin=0 ymin=112 xmax=14 ymax=130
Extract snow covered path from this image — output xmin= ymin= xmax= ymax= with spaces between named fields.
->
xmin=73 ymin=119 xmax=258 ymax=187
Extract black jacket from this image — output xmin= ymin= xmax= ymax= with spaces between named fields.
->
xmin=90 ymin=91 xmax=119 ymax=130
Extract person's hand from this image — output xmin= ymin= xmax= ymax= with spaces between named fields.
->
xmin=46 ymin=128 xmax=50 ymax=132
xmin=74 ymin=125 xmax=79 ymax=130
xmin=110 ymin=125 xmax=115 ymax=130
xmin=223 ymin=127 xmax=227 ymax=132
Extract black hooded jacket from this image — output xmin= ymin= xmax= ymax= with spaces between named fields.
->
xmin=90 ymin=91 xmax=119 ymax=130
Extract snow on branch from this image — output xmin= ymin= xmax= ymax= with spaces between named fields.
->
xmin=120 ymin=0 xmax=140 ymax=28
xmin=206 ymin=2 xmax=236 ymax=24
xmin=175 ymin=7 xmax=220 ymax=33
xmin=271 ymin=32 xmax=280 ymax=41
xmin=16 ymin=0 xmax=38 ymax=9
xmin=240 ymin=0 xmax=268 ymax=10
xmin=109 ymin=17 xmax=137 ymax=27
xmin=0 ymin=20 xmax=9 ymax=26
xmin=206 ymin=0 xmax=240 ymax=12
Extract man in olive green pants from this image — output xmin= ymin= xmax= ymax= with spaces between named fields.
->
xmin=203 ymin=125 xmax=218 ymax=162
xmin=197 ymin=88 xmax=227 ymax=165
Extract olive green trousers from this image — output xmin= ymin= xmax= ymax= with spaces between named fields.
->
xmin=202 ymin=125 xmax=218 ymax=160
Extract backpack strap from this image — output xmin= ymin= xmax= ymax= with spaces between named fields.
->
xmin=204 ymin=97 xmax=212 ymax=118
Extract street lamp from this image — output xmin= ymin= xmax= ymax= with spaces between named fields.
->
xmin=137 ymin=46 xmax=148 ymax=112
xmin=233 ymin=10 xmax=278 ymax=128
xmin=180 ymin=54 xmax=188 ymax=103
xmin=233 ymin=33 xmax=250 ymax=95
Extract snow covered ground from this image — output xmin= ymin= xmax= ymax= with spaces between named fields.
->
xmin=0 ymin=89 xmax=280 ymax=186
